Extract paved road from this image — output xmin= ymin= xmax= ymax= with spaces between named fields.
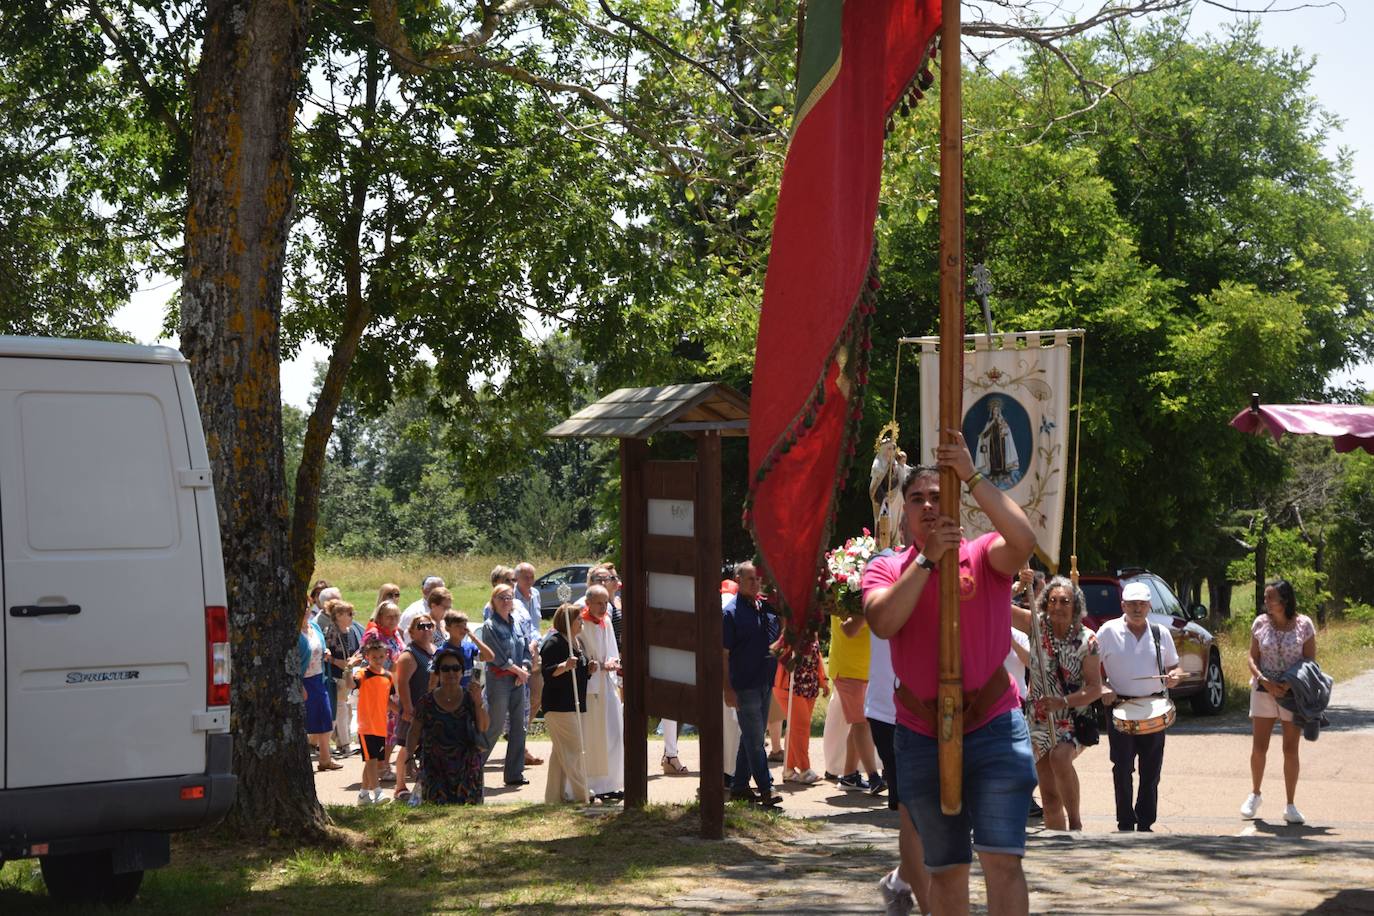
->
xmin=313 ymin=668 xmax=1374 ymax=912
xmin=316 ymin=667 xmax=1374 ymax=837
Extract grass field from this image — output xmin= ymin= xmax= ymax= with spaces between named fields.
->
xmin=311 ymin=553 xmax=588 ymax=619
xmin=0 ymin=803 xmax=807 ymax=914
xmin=1213 ymin=615 xmax=1374 ymax=711
xmin=1210 ymin=584 xmax=1374 ymax=712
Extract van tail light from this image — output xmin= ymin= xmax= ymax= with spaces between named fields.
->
xmin=206 ymin=605 xmax=231 ymax=706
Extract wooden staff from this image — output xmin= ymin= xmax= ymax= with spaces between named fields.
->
xmin=564 ymin=604 xmax=589 ymax=803
xmin=936 ymin=0 xmax=966 ymax=816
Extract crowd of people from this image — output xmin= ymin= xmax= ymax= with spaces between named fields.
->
xmin=296 ymin=562 xmax=636 ymax=807
xmin=295 ymin=430 xmax=1332 ymax=916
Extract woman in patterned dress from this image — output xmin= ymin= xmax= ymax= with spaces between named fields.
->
xmin=406 ymin=646 xmax=488 ymax=805
xmin=1020 ymin=576 xmax=1103 ymax=831
xmin=1241 ymin=578 xmax=1317 ymax=824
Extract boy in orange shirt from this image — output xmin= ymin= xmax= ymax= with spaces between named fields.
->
xmin=353 ymin=636 xmax=394 ymax=805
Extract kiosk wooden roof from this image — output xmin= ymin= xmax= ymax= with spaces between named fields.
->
xmin=546 ymin=382 xmax=749 ymax=440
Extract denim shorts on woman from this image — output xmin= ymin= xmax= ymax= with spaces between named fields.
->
xmin=894 ymin=710 xmax=1038 ymax=870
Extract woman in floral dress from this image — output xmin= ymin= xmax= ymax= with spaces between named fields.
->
xmin=406 ymin=646 xmax=489 ymax=805
xmin=1020 ymin=576 xmax=1104 ymax=831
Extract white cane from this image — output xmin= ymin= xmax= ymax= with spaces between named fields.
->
xmin=562 ymin=602 xmax=589 ymax=803
xmin=783 ymin=660 xmax=796 ymax=777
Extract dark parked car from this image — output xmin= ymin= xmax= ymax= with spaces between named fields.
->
xmin=1077 ymin=568 xmax=1226 ymax=715
xmin=534 ymin=564 xmax=592 ymax=615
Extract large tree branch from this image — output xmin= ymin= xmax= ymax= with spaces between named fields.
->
xmin=289 ymin=50 xmax=381 ymax=595
xmin=366 ymin=0 xmax=557 ymax=73
xmin=87 ymin=1 xmax=188 ymax=149
xmin=586 ymin=0 xmax=785 ymax=141
xmin=963 ymin=0 xmax=1343 ymax=44
xmin=344 ymin=0 xmax=737 ymax=178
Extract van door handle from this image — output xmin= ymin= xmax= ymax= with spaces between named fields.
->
xmin=9 ymin=605 xmax=82 ymax=618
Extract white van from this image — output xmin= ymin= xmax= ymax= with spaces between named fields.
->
xmin=0 ymin=337 xmax=235 ymax=905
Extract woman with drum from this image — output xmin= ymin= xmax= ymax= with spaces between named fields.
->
xmin=1018 ymin=576 xmax=1103 ymax=831
xmin=1241 ymin=578 xmax=1317 ymax=824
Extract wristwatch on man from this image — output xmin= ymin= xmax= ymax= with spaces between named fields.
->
xmin=914 ymin=552 xmax=936 ymax=571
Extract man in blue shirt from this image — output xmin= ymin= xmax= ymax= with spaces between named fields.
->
xmin=482 ymin=585 xmax=534 ymax=786
xmin=723 ymin=561 xmax=783 ymax=807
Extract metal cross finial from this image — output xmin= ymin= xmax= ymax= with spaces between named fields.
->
xmin=971 ymin=263 xmax=994 ymax=336
xmin=972 ymin=263 xmax=991 ymax=298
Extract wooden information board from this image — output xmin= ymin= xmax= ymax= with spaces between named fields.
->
xmin=547 ymin=383 xmax=746 ymax=840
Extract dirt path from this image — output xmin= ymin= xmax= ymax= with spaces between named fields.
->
xmin=312 ymin=667 xmax=1374 ymax=912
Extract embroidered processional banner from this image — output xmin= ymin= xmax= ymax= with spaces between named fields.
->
xmin=916 ymin=332 xmax=1073 ymax=570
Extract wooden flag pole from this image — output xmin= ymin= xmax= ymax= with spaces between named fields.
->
xmin=936 ymin=0 xmax=966 ymax=816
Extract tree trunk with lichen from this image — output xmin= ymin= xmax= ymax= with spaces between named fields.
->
xmin=180 ymin=0 xmax=325 ymax=838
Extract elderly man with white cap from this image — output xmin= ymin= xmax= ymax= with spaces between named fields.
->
xmin=1097 ymin=580 xmax=1185 ymax=832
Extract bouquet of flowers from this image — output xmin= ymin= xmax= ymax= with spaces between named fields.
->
xmin=820 ymin=529 xmax=878 ymax=618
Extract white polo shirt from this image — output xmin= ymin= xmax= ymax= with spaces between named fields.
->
xmin=864 ymin=629 xmax=897 ymax=725
xmin=1097 ymin=617 xmax=1179 ymax=698
xmin=1004 ymin=627 xmax=1029 ymax=695
xmin=398 ymin=598 xmax=428 ymax=643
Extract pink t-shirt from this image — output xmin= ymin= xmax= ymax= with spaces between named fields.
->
xmin=861 ymin=534 xmax=1019 ymax=736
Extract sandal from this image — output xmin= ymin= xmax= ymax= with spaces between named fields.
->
xmin=316 ymin=761 xmax=343 ymax=772
xmin=661 ymin=755 xmax=689 ymax=775
xmin=767 ymin=750 xmax=784 ymax=762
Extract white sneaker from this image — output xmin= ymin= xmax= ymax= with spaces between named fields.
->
xmin=1284 ymin=803 xmax=1305 ymax=824
xmin=1240 ymin=792 xmax=1261 ymax=819
xmin=878 ymin=869 xmax=915 ymax=916
xmin=357 ymin=790 xmax=372 ymax=806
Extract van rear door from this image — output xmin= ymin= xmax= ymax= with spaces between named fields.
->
xmin=1 ymin=356 xmax=208 ymax=788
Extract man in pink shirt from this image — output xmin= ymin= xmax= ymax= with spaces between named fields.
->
xmin=864 ymin=429 xmax=1037 ymax=916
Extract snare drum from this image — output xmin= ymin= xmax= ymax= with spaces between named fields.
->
xmin=1111 ymin=696 xmax=1176 ymax=735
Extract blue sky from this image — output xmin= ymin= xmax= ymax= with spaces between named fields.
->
xmin=113 ymin=2 xmax=1374 ymax=406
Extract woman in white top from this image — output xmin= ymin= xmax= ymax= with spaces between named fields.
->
xmin=1241 ymin=578 xmax=1317 ymax=824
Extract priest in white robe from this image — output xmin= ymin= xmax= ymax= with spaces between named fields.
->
xmin=577 ymin=584 xmax=624 ymax=797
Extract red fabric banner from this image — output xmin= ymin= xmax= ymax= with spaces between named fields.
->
xmin=747 ymin=0 xmax=941 ymax=634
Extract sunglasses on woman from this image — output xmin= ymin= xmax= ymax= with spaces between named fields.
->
xmin=437 ymin=664 xmax=464 ymax=673
xmin=415 ymin=622 xmax=435 ymax=630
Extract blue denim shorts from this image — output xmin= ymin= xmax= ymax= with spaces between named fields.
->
xmin=893 ymin=710 xmax=1038 ymax=870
